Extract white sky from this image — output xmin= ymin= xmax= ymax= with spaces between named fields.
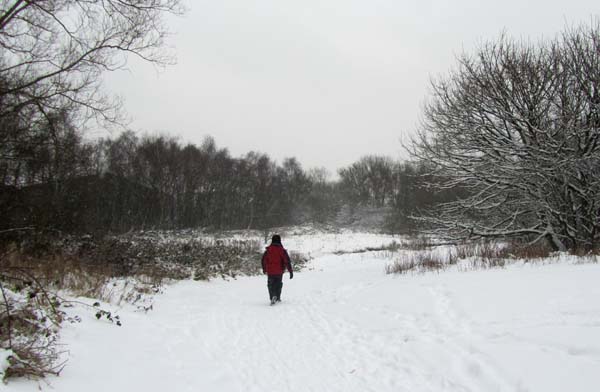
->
xmin=103 ymin=0 xmax=599 ymax=175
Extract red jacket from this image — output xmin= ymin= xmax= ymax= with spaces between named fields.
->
xmin=261 ymin=244 xmax=293 ymax=275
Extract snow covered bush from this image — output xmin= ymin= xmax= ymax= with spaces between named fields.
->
xmin=0 ymin=264 xmax=66 ymax=381
xmin=0 ymin=236 xmax=137 ymax=382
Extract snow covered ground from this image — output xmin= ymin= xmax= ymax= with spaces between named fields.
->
xmin=7 ymin=232 xmax=600 ymax=392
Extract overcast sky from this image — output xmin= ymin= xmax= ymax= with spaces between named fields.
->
xmin=103 ymin=0 xmax=599 ymax=175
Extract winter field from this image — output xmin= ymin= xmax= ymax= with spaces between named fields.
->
xmin=5 ymin=230 xmax=600 ymax=392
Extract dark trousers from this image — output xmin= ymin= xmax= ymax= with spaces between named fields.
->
xmin=267 ymin=274 xmax=283 ymax=300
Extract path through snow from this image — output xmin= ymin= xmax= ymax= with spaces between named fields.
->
xmin=9 ymin=245 xmax=600 ymax=392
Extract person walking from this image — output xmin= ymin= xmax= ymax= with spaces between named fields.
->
xmin=261 ymin=234 xmax=293 ymax=305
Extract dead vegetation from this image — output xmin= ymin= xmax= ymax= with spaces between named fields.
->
xmin=385 ymin=250 xmax=452 ymax=274
xmin=0 ymin=243 xmax=130 ymax=382
xmin=385 ymin=237 xmax=579 ymax=275
xmin=1 ymin=258 xmax=67 ymax=381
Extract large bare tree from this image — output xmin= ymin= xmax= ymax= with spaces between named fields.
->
xmin=410 ymin=21 xmax=600 ymax=251
xmin=0 ymin=0 xmax=183 ymax=123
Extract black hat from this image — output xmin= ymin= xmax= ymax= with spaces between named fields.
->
xmin=271 ymin=234 xmax=281 ymax=244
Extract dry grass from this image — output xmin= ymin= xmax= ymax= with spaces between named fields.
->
xmin=289 ymin=251 xmax=311 ymax=270
xmin=399 ymin=236 xmax=437 ymax=251
xmin=2 ymin=249 xmax=169 ymax=303
xmin=567 ymin=247 xmax=600 ymax=257
xmin=386 ymin=239 xmax=558 ymax=275
xmin=385 ymin=251 xmax=454 ymax=274
xmin=455 ymin=240 xmax=552 ymax=267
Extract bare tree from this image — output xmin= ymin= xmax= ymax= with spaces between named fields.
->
xmin=0 ymin=0 xmax=184 ymax=137
xmin=338 ymin=155 xmax=395 ymax=207
xmin=304 ymin=167 xmax=340 ymax=224
xmin=410 ymin=21 xmax=600 ymax=251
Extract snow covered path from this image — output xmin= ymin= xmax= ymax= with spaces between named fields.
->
xmin=10 ymin=250 xmax=600 ymax=391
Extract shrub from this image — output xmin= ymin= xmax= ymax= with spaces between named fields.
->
xmin=385 ymin=250 xmax=453 ymax=274
xmin=387 ymin=240 xmax=557 ymax=275
xmin=0 ymin=262 xmax=66 ymax=381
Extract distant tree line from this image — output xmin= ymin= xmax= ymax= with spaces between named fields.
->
xmin=2 ymin=116 xmax=442 ymax=234
xmin=2 ymin=127 xmax=344 ymax=232
xmin=337 ymin=155 xmax=461 ymax=233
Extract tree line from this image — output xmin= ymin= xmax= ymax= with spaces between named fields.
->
xmin=1 ymin=128 xmax=311 ymax=232
xmin=2 ymin=118 xmax=439 ymax=234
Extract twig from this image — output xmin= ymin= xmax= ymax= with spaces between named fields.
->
xmin=0 ymin=279 xmax=13 ymax=347
xmin=0 ymin=227 xmax=35 ymax=235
